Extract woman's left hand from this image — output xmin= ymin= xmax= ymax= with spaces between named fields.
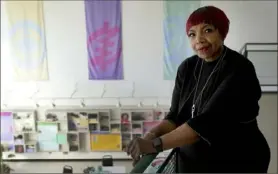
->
xmin=125 ymin=138 xmax=156 ymax=160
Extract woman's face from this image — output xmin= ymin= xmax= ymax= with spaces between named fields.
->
xmin=188 ymin=23 xmax=223 ymax=61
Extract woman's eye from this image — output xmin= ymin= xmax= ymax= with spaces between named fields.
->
xmin=205 ymin=28 xmax=213 ymax=33
xmin=188 ymin=33 xmax=195 ymax=37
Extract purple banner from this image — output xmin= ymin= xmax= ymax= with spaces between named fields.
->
xmin=1 ymin=112 xmax=13 ymax=142
xmin=85 ymin=0 xmax=123 ymax=80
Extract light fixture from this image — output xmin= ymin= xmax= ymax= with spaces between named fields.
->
xmin=137 ymin=101 xmax=143 ymax=107
xmin=116 ymin=98 xmax=121 ymax=107
xmin=80 ymin=99 xmax=86 ymax=107
xmin=51 ymin=100 xmax=56 ymax=108
xmin=35 ymin=102 xmax=40 ymax=108
xmin=153 ymin=101 xmax=159 ymax=108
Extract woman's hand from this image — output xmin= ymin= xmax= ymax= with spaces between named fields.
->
xmin=125 ymin=137 xmax=157 ymax=165
xmin=129 ymin=133 xmax=156 ymax=166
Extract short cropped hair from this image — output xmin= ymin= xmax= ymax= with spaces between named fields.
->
xmin=186 ymin=6 xmax=230 ymax=40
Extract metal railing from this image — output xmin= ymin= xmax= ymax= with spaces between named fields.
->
xmin=129 ymin=153 xmax=158 ymax=173
xmin=130 ymin=149 xmax=179 ymax=173
xmin=239 ymin=42 xmax=277 ymax=92
xmin=156 ymin=148 xmax=179 ymax=173
xmin=239 ymin=42 xmax=278 ymax=57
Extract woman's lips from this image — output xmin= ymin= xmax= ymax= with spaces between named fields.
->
xmin=198 ymin=46 xmax=210 ymax=53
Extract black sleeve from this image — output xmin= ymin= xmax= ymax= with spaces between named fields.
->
xmin=164 ymin=61 xmax=188 ymax=125
xmin=187 ymin=60 xmax=261 ymax=145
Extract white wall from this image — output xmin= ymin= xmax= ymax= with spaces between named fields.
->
xmin=1 ymin=0 xmax=277 ymax=106
xmin=202 ymin=1 xmax=277 ymax=49
xmin=1 ymin=0 xmax=277 ymax=173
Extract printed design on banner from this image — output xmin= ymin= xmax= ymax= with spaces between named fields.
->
xmin=9 ymin=20 xmax=46 ymax=70
xmin=87 ymin=21 xmax=121 ymax=72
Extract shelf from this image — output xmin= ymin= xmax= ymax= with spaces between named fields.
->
xmin=1 ymin=108 xmax=169 ymax=158
xmin=67 ymin=131 xmax=78 ymax=134
xmin=132 ymin=131 xmax=143 ymax=134
xmin=37 ymin=121 xmax=65 ymax=123
xmin=90 ymin=131 xmax=111 ymax=134
xmin=14 ymin=131 xmax=37 ymax=134
xmin=24 ymin=141 xmax=37 ymax=145
xmin=143 ymin=120 xmax=161 ymax=123
xmin=1 ymin=151 xmax=132 ymax=160
xmin=110 ymin=120 xmax=121 ymax=124
xmin=111 ymin=131 xmax=121 ymax=134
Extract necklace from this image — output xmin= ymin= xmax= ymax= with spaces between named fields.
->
xmin=191 ymin=47 xmax=227 ymax=118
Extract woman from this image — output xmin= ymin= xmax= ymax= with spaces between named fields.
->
xmin=125 ymin=6 xmax=271 ymax=173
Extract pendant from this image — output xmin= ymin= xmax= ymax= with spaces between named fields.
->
xmin=191 ymin=104 xmax=195 ymax=118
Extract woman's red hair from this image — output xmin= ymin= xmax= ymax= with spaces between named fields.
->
xmin=186 ymin=6 xmax=230 ymax=40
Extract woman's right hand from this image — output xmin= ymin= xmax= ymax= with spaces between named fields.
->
xmin=132 ymin=132 xmax=156 ymax=166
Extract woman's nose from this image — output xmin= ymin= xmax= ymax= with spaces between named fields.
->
xmin=195 ymin=34 xmax=205 ymax=43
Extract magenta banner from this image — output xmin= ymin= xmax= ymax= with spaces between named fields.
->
xmin=85 ymin=0 xmax=123 ymax=80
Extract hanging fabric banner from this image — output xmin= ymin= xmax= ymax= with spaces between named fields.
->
xmin=163 ymin=1 xmax=200 ymax=80
xmin=0 ymin=112 xmax=13 ymax=143
xmin=85 ymin=0 xmax=123 ymax=80
xmin=4 ymin=1 xmax=49 ymax=81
